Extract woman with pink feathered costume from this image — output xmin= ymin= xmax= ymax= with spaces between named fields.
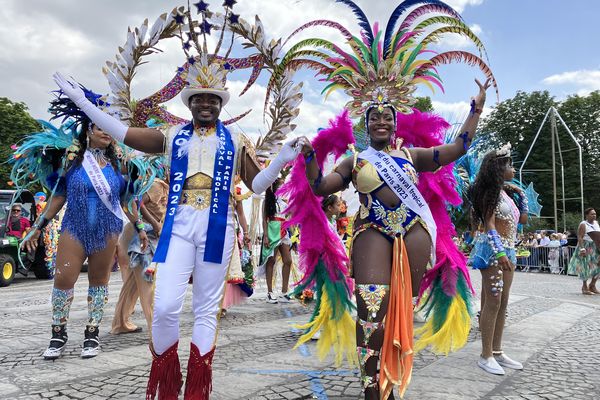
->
xmin=277 ymin=1 xmax=497 ymax=398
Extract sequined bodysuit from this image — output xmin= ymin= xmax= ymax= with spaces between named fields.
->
xmin=58 ymin=164 xmax=125 ymax=255
xmin=351 ymin=149 xmax=425 ymax=242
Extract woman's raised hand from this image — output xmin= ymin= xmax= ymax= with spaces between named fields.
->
xmin=473 ymin=77 xmax=492 ymax=108
xmin=52 ymin=72 xmax=86 ymax=104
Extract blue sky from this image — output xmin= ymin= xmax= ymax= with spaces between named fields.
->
xmin=440 ymin=0 xmax=600 ymax=103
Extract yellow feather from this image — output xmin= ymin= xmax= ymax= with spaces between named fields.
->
xmin=293 ymin=290 xmax=358 ymax=366
xmin=410 ymin=77 xmax=436 ymax=93
xmin=414 ymin=295 xmax=471 ymax=355
xmin=323 ymin=84 xmax=346 ymax=100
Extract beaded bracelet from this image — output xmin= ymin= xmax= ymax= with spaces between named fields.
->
xmin=134 ymin=220 xmax=145 ymax=233
xmin=304 ymin=150 xmax=316 ymax=164
xmin=486 ymin=229 xmax=505 ymax=256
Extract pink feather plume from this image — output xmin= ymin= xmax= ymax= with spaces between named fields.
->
xmin=278 ymin=110 xmax=355 ymax=291
xmin=394 ymin=109 xmax=474 ymax=298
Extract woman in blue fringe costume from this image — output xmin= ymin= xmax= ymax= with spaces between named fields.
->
xmin=18 ymin=90 xmax=148 ymax=360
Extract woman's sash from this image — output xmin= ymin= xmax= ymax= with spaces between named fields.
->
xmin=359 ymin=147 xmax=437 ymax=256
xmin=82 ymin=150 xmax=125 ymax=221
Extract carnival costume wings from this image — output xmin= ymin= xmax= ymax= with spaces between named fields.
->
xmin=101 ymin=4 xmax=305 ymax=160
xmin=278 ymin=0 xmax=498 ymax=388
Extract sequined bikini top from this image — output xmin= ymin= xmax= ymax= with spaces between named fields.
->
xmin=352 ymin=147 xmax=418 ymax=194
xmin=495 ymin=190 xmax=520 ymax=247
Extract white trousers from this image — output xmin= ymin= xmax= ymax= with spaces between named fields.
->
xmin=152 ymin=205 xmax=234 ymax=355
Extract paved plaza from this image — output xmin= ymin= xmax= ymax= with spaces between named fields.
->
xmin=1 ymin=270 xmax=599 ymax=400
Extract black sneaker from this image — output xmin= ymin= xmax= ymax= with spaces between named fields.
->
xmin=81 ymin=325 xmax=100 ymax=358
xmin=43 ymin=325 xmax=68 ymax=360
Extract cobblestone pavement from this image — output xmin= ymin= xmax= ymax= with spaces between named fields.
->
xmin=1 ymin=270 xmax=599 ymax=400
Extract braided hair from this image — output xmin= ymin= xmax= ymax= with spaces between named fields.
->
xmin=470 ymin=151 xmax=512 ymax=226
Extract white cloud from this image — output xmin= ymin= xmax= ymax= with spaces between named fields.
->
xmin=434 ymin=23 xmax=483 ymax=50
xmin=432 ymin=100 xmax=491 ymax=122
xmin=542 ymin=69 xmax=600 ymax=95
xmin=0 ymin=0 xmax=486 ymax=137
xmin=444 ymin=0 xmax=485 ymax=13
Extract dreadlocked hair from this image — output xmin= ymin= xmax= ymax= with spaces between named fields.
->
xmin=470 ymin=151 xmax=511 ymax=226
xmin=264 ymin=178 xmax=283 ymax=219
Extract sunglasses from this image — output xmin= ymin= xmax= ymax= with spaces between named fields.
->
xmin=11 ymin=209 xmax=21 ymax=212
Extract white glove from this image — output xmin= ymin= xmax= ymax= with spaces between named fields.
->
xmin=251 ymin=139 xmax=300 ymax=194
xmin=52 ymin=72 xmax=128 ymax=143
xmin=53 ymin=72 xmax=87 ymax=105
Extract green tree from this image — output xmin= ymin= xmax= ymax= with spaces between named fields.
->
xmin=557 ymin=91 xmax=600 ymax=213
xmin=479 ymin=90 xmax=600 ymax=223
xmin=479 ymin=91 xmax=559 ymax=218
xmin=0 ymin=98 xmax=41 ymax=186
xmin=414 ymin=96 xmax=433 ymax=113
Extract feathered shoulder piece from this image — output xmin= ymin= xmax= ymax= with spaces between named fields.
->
xmin=279 ymin=0 xmax=498 ymax=117
xmin=9 ymin=120 xmax=80 ymax=193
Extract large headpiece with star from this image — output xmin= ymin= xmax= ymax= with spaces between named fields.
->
xmin=102 ymin=2 xmax=304 ymax=158
xmin=279 ymin=0 xmax=498 ymax=119
xmin=178 ymin=0 xmax=240 ymax=108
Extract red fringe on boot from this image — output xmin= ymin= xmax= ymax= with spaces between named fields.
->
xmin=146 ymin=341 xmax=183 ymax=400
xmin=184 ymin=343 xmax=215 ymax=400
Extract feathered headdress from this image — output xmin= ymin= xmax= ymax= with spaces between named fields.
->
xmin=48 ymin=85 xmax=109 ymax=133
xmin=278 ymin=0 xmax=498 ymax=118
xmin=495 ymin=142 xmax=512 ymax=158
xmin=102 ymin=4 xmax=304 ymax=158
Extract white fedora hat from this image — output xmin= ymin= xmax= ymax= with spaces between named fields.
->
xmin=180 ymin=87 xmax=230 ymax=108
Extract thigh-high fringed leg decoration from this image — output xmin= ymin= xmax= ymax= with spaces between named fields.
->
xmin=356 ymin=283 xmax=389 ymax=399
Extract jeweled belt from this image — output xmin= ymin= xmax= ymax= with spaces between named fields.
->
xmin=180 ymin=189 xmax=212 ymax=211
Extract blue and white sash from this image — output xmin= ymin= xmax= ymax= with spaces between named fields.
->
xmin=204 ymin=121 xmax=235 ymax=263
xmin=153 ymin=122 xmax=193 ymax=263
xmin=360 ymin=147 xmax=437 ymax=257
xmin=153 ymin=121 xmax=235 ymax=264
xmin=82 ymin=150 xmax=125 ymax=221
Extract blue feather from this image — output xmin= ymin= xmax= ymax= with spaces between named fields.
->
xmin=335 ymin=0 xmax=374 ymax=45
xmin=383 ymin=0 xmax=457 ymax=58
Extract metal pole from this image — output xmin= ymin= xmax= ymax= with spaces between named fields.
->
xmin=519 ymin=107 xmax=553 ymax=185
xmin=561 ymin=164 xmax=566 ymax=231
xmin=550 ymin=109 xmax=558 ymax=232
xmin=554 ymin=110 xmax=585 ymax=219
xmin=554 ymin=117 xmax=567 ymax=232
